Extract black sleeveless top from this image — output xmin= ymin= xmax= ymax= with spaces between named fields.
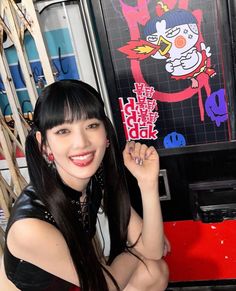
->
xmin=4 ymin=181 xmax=102 ymax=291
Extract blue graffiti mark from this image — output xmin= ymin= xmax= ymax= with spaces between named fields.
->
xmin=164 ymin=132 xmax=186 ymax=148
xmin=52 ymin=56 xmax=80 ymax=81
xmin=0 ymin=55 xmax=79 ymax=116
xmin=205 ymin=88 xmax=228 ymax=127
xmin=58 ymin=47 xmax=69 ymax=74
xmin=32 ymin=63 xmax=44 ymax=83
xmin=4 ymin=55 xmax=79 ymax=90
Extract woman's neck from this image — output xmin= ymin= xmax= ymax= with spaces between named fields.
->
xmin=61 ymin=178 xmax=89 ymax=193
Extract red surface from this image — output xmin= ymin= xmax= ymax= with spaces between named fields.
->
xmin=0 ymin=147 xmax=24 ymax=160
xmin=164 ymin=220 xmax=236 ymax=282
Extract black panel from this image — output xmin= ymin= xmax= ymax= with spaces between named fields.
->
xmin=91 ymin=0 xmax=235 ymax=150
xmin=160 ymin=145 xmax=236 ymax=221
xmin=87 ymin=0 xmax=236 ymax=223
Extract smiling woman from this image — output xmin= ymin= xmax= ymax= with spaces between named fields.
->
xmin=36 ymin=118 xmax=107 ymax=190
xmin=0 ymin=79 xmax=169 ymax=291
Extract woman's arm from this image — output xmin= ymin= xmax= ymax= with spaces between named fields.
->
xmin=7 ymin=218 xmax=141 ymax=291
xmin=123 ymin=141 xmax=165 ymax=260
xmin=7 ymin=218 xmax=80 ymax=286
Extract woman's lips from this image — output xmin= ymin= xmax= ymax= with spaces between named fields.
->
xmin=69 ymin=152 xmax=95 ymax=167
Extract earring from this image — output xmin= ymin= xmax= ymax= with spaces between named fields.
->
xmin=45 ymin=153 xmax=55 ymax=169
xmin=48 ymin=153 xmax=54 ymax=162
xmin=106 ymin=139 xmax=110 ymax=148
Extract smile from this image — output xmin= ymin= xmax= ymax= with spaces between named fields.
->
xmin=69 ymin=152 xmax=95 ymax=167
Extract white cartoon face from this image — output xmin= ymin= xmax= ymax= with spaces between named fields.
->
xmin=146 ymin=20 xmax=199 ymax=58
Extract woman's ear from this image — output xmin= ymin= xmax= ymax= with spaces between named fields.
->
xmin=36 ymin=131 xmax=42 ymax=145
xmin=36 ymin=131 xmax=47 ymax=153
xmin=36 ymin=131 xmax=50 ymax=155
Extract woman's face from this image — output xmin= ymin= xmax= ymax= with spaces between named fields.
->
xmin=44 ymin=118 xmax=107 ymax=191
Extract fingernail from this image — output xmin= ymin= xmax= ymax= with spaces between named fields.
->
xmin=135 ymin=157 xmax=140 ymax=164
xmin=129 ymin=147 xmax=134 ymax=153
xmin=139 ymin=159 xmax=143 ymax=166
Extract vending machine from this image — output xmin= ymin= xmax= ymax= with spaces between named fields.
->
xmin=79 ymin=0 xmax=236 ymax=287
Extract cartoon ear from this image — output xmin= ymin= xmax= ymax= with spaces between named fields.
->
xmin=189 ymin=23 xmax=198 ymax=34
xmin=155 ymin=20 xmax=166 ymax=34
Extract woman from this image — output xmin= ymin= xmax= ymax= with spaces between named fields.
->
xmin=0 ymin=79 xmax=169 ymax=290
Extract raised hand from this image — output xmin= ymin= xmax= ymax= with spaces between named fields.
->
xmin=123 ymin=141 xmax=160 ymax=185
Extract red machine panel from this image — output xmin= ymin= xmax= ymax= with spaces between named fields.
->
xmin=165 ymin=220 xmax=236 ymax=282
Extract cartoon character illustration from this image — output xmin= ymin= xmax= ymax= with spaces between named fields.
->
xmin=144 ymin=8 xmax=216 ymax=88
xmin=119 ymin=5 xmax=216 ymax=89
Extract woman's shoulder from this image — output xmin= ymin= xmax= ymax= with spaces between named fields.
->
xmin=6 ymin=184 xmax=56 ymax=234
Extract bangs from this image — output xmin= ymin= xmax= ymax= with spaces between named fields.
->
xmin=37 ymin=80 xmax=105 ymax=131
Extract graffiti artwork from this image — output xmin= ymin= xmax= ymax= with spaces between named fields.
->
xmin=119 ymin=83 xmax=159 ymax=140
xmin=102 ymin=0 xmax=230 ymax=148
xmin=0 ymin=3 xmax=79 ymax=130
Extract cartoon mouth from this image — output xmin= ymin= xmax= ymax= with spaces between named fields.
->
xmin=158 ymin=36 xmax=172 ymax=56
xmin=209 ymin=106 xmax=228 ymax=117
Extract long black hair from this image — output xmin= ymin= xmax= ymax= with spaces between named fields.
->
xmin=25 ymin=79 xmax=131 ymax=290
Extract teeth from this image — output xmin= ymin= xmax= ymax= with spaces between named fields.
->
xmin=71 ymin=153 xmax=92 ymax=161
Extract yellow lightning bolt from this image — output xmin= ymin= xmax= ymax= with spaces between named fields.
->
xmin=134 ymin=45 xmax=154 ymax=54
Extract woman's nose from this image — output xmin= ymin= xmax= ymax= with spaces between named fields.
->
xmin=73 ymin=129 xmax=90 ymax=148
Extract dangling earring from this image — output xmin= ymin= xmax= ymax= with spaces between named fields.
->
xmin=106 ymin=139 xmax=110 ymax=148
xmin=48 ymin=153 xmax=54 ymax=162
xmin=45 ymin=153 xmax=55 ymax=168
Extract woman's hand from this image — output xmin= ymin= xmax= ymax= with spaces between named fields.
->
xmin=123 ymin=141 xmax=160 ymax=185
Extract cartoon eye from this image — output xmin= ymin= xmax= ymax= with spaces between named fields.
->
xmin=188 ymin=35 xmax=193 ymax=39
xmin=166 ymin=27 xmax=180 ymax=38
xmin=184 ymin=29 xmax=188 ymax=34
xmin=147 ymin=35 xmax=158 ymax=43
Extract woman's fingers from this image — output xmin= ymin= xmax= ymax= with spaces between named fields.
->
xmin=123 ymin=141 xmax=160 ymax=181
xmin=124 ymin=142 xmax=158 ymax=165
xmin=125 ymin=142 xmax=145 ymax=165
xmin=144 ymin=145 xmax=158 ymax=160
xmin=132 ymin=142 xmax=142 ymax=165
xmin=127 ymin=140 xmax=135 ymax=154
xmin=139 ymin=144 xmax=149 ymax=165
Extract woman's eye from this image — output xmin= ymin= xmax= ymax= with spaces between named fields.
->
xmin=87 ymin=123 xmax=100 ymax=129
xmin=55 ymin=128 xmax=69 ymax=135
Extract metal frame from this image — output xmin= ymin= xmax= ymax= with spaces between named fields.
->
xmin=0 ymin=0 xmax=55 ymax=231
